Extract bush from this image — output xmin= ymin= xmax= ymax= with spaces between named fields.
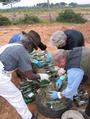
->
xmin=15 ymin=14 xmax=41 ymax=24
xmin=56 ymin=9 xmax=87 ymax=23
xmin=0 ymin=16 xmax=11 ymax=26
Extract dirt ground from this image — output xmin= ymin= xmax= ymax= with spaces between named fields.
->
xmin=0 ymin=22 xmax=90 ymax=119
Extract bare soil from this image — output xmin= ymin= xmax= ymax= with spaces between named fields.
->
xmin=0 ymin=23 xmax=90 ymax=119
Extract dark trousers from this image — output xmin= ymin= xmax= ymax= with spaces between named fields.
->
xmin=85 ymin=96 xmax=90 ymax=116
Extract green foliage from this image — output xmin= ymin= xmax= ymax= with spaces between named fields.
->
xmin=14 ymin=14 xmax=41 ymax=24
xmin=0 ymin=16 xmax=11 ymax=25
xmin=0 ymin=0 xmax=20 ymax=5
xmin=56 ymin=9 xmax=87 ymax=23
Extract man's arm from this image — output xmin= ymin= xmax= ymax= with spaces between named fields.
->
xmin=16 ymin=69 xmax=40 ymax=81
xmin=62 ymin=68 xmax=84 ymax=100
xmin=18 ymin=46 xmax=49 ymax=81
xmin=24 ymin=70 xmax=40 ymax=80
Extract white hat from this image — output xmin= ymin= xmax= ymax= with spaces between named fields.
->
xmin=50 ymin=31 xmax=67 ymax=48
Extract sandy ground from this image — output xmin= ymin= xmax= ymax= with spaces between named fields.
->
xmin=0 ymin=23 xmax=90 ymax=119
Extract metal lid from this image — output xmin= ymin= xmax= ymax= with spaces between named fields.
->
xmin=61 ymin=110 xmax=84 ymax=119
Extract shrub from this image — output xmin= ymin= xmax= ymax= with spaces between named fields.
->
xmin=56 ymin=9 xmax=87 ymax=23
xmin=15 ymin=14 xmax=41 ymax=24
xmin=0 ymin=16 xmax=11 ymax=26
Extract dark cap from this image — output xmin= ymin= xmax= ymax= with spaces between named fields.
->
xmin=27 ymin=30 xmax=47 ymax=51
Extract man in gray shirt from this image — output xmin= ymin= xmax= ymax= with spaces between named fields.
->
xmin=0 ymin=31 xmax=49 ymax=119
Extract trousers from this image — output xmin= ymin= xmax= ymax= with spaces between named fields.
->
xmin=0 ymin=61 xmax=32 ymax=119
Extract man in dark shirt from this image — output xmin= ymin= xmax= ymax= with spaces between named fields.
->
xmin=0 ymin=32 xmax=49 ymax=119
xmin=50 ymin=29 xmax=85 ymax=50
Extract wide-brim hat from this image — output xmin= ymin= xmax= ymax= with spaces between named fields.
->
xmin=27 ymin=30 xmax=47 ymax=50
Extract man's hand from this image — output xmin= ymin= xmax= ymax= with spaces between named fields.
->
xmin=56 ymin=78 xmax=62 ymax=89
xmin=58 ymin=68 xmax=66 ymax=76
xmin=49 ymin=91 xmax=61 ymax=99
xmin=56 ymin=75 xmax=65 ymax=89
xmin=38 ymin=73 xmax=49 ymax=81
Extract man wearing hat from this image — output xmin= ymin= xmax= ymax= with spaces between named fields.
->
xmin=9 ymin=30 xmax=47 ymax=51
xmin=50 ymin=29 xmax=85 ymax=50
xmin=9 ymin=30 xmax=48 ymax=76
xmin=0 ymin=32 xmax=49 ymax=119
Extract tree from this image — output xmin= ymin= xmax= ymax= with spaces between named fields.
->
xmin=37 ymin=3 xmax=48 ymax=7
xmin=69 ymin=2 xmax=78 ymax=7
xmin=60 ymin=2 xmax=67 ymax=8
xmin=47 ymin=0 xmax=52 ymax=22
xmin=56 ymin=9 xmax=87 ymax=23
xmin=60 ymin=2 xmax=66 ymax=6
xmin=0 ymin=0 xmax=20 ymax=8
